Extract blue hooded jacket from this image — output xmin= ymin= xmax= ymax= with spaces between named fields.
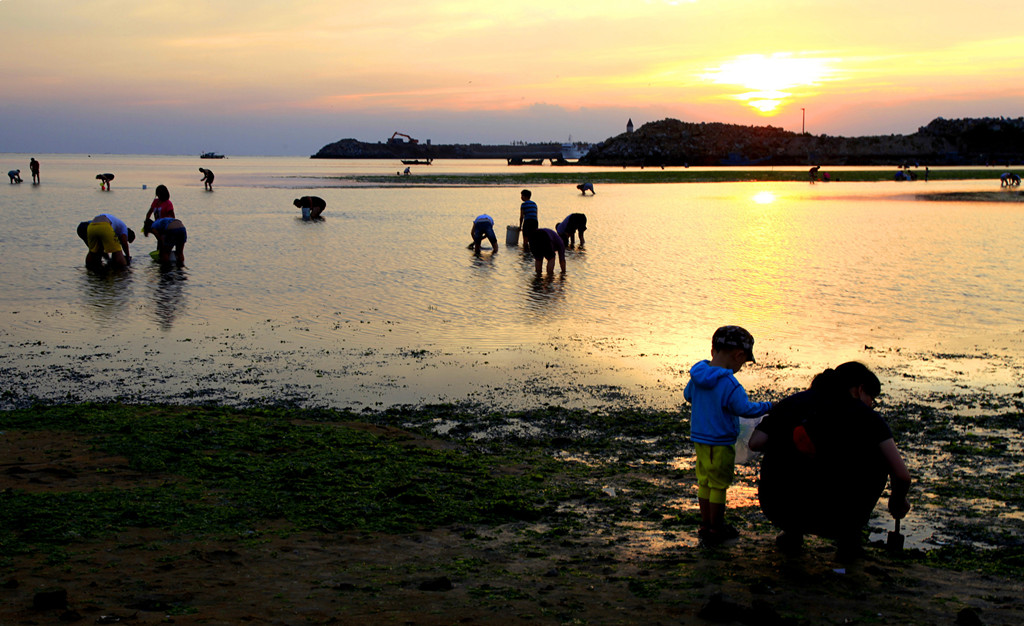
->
xmin=684 ymin=360 xmax=772 ymax=445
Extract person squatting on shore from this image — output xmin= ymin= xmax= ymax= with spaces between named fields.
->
xmin=83 ymin=214 xmax=135 ymax=269
xmin=684 ymin=325 xmax=773 ymax=546
xmin=748 ymin=361 xmax=911 ymax=560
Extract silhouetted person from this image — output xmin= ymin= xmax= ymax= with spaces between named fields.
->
xmin=96 ymin=173 xmax=114 ymax=190
xmin=29 ymin=158 xmax=40 ymax=184
xmin=294 ymin=196 xmax=326 ymax=220
xmin=199 ymin=167 xmax=214 ymax=191
xmin=8 ymin=169 xmax=22 ymax=184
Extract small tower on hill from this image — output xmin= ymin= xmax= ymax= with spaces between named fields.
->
xmin=627 ymin=118 xmax=634 ymax=134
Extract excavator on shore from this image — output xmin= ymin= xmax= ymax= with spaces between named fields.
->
xmin=390 ymin=132 xmax=419 ymax=145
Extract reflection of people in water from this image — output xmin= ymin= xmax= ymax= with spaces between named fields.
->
xmin=469 ymin=214 xmax=498 ymax=254
xmin=576 ymin=182 xmax=595 ymax=195
xmin=293 ymin=196 xmax=326 ymax=220
xmin=96 ymin=173 xmax=114 ymax=190
xmin=29 ymin=158 xmax=40 ymax=184
xmin=528 ymin=228 xmax=566 ymax=276
xmin=199 ymin=167 xmax=215 ymax=191
xmin=149 ymin=217 xmax=187 ymax=267
xmin=555 ymin=213 xmax=587 ymax=247
xmin=8 ymin=169 xmax=22 ymax=184
xmin=84 ymin=214 xmax=135 ymax=269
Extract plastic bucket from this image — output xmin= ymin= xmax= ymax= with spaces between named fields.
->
xmin=505 ymin=225 xmax=521 ymax=246
xmin=301 ymin=206 xmax=311 ymax=221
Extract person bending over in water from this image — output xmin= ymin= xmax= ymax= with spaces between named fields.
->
xmin=199 ymin=167 xmax=214 ymax=191
xmin=555 ymin=213 xmax=587 ymax=247
xmin=294 ymin=196 xmax=326 ymax=220
xmin=469 ymin=214 xmax=499 ymax=254
xmin=527 ymin=228 xmax=566 ymax=276
xmin=84 ymin=214 xmax=135 ymax=269
xmin=576 ymin=182 xmax=595 ymax=195
xmin=8 ymin=169 xmax=22 ymax=184
xmin=149 ymin=217 xmax=187 ymax=267
xmin=96 ymin=173 xmax=114 ymax=190
xmin=749 ymin=361 xmax=911 ymax=560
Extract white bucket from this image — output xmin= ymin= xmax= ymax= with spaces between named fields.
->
xmin=505 ymin=225 xmax=521 ymax=246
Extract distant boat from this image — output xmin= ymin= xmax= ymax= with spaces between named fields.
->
xmin=507 ymin=157 xmax=545 ymax=166
xmin=560 ymin=139 xmax=591 ymax=161
xmin=200 ymin=152 xmax=225 ymax=159
xmin=400 ymin=158 xmax=433 ymax=165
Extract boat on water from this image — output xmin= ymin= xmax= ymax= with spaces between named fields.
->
xmin=559 ymin=138 xmax=591 ymax=161
xmin=200 ymin=152 xmax=225 ymax=159
xmin=507 ymin=157 xmax=545 ymax=166
xmin=400 ymin=158 xmax=433 ymax=165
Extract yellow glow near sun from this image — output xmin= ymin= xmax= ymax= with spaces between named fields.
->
xmin=703 ymin=53 xmax=837 ymax=115
xmin=752 ymin=191 xmax=777 ymax=205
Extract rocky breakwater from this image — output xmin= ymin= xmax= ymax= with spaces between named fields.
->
xmin=312 ymin=138 xmax=561 ymax=160
xmin=579 ymin=117 xmax=1024 ymax=166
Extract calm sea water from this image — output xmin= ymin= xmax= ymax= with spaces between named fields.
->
xmin=2 ymin=154 xmax=1023 ymax=410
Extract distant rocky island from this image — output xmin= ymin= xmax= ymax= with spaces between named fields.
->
xmin=312 ymin=117 xmax=1024 ymax=166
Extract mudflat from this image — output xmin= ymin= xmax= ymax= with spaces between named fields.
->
xmin=0 ymin=403 xmax=1021 ymax=624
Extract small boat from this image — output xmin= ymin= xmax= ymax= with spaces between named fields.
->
xmin=400 ymin=158 xmax=433 ymax=165
xmin=507 ymin=157 xmax=545 ymax=166
xmin=200 ymin=152 xmax=225 ymax=159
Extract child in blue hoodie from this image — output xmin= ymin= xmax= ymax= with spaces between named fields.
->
xmin=684 ymin=325 xmax=773 ymax=544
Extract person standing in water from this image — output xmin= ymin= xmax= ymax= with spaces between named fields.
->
xmin=519 ymin=189 xmax=538 ymax=251
xmin=29 ymin=158 xmax=40 ymax=184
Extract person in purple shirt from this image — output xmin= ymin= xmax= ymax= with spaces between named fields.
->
xmin=527 ymin=228 xmax=566 ymax=276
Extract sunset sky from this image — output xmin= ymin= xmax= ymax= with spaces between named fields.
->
xmin=2 ymin=0 xmax=1023 ymax=155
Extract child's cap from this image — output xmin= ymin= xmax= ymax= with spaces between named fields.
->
xmin=713 ymin=325 xmax=756 ymax=362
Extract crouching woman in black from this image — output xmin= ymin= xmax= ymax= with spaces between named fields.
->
xmin=748 ymin=362 xmax=911 ymax=558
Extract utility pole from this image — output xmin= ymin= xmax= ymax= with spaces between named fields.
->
xmin=801 ymin=108 xmax=806 ymax=135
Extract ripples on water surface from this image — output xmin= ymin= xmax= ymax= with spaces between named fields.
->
xmin=2 ymin=154 xmax=1024 ymax=408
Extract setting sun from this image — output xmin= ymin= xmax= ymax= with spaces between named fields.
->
xmin=703 ymin=53 xmax=839 ymax=115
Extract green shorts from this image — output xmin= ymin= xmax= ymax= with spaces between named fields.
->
xmin=695 ymin=442 xmax=736 ymax=504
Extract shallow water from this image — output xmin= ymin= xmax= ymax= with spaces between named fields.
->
xmin=3 ymin=154 xmax=1024 ymax=409
xmin=3 ymin=154 xmax=1024 ymax=551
